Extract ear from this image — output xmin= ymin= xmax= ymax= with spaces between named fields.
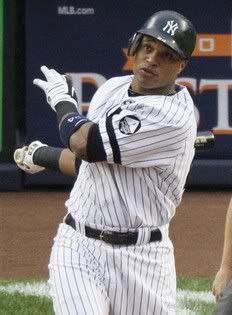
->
xmin=177 ymin=59 xmax=188 ymax=75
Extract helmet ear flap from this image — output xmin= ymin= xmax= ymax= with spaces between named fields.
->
xmin=128 ymin=33 xmax=143 ymax=56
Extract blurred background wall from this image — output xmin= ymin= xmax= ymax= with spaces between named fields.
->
xmin=0 ymin=0 xmax=232 ymax=190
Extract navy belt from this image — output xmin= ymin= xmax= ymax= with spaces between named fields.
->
xmin=65 ymin=213 xmax=162 ymax=245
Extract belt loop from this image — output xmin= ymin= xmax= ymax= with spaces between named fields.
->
xmin=99 ymin=228 xmax=105 ymax=240
xmin=77 ymin=221 xmax=86 ymax=235
xmin=159 ymin=224 xmax=169 ymax=240
xmin=136 ymin=227 xmax=151 ymax=245
xmin=67 ymin=215 xmax=86 ymax=236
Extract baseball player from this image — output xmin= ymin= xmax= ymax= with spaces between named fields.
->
xmin=212 ymin=197 xmax=232 ymax=314
xmin=14 ymin=10 xmax=197 ymax=315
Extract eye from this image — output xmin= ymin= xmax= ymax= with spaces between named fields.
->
xmin=164 ymin=51 xmax=180 ymax=62
xmin=165 ymin=51 xmax=175 ymax=60
xmin=142 ymin=43 xmax=152 ymax=53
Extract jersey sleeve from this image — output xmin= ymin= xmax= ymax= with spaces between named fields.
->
xmin=98 ymin=96 xmax=196 ymax=168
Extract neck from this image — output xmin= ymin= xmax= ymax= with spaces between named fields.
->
xmin=130 ymin=83 xmax=176 ymax=96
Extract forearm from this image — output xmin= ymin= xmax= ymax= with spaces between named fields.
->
xmin=57 ymin=105 xmax=106 ymax=162
xmin=220 ymin=198 xmax=232 ymax=269
xmin=69 ymin=122 xmax=93 ymax=160
xmin=58 ymin=148 xmax=76 ymax=176
xmin=212 ymin=199 xmax=232 ymax=300
xmin=33 ymin=146 xmax=76 ymax=176
xmin=33 ymin=66 xmax=106 ymax=163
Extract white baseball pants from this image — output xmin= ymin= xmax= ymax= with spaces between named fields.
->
xmin=48 ymin=223 xmax=176 ymax=315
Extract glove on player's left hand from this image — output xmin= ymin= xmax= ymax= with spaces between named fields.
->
xmin=14 ymin=141 xmax=48 ymax=174
xmin=33 ymin=65 xmax=78 ymax=111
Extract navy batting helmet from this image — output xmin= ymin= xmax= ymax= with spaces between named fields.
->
xmin=128 ymin=10 xmax=196 ymax=59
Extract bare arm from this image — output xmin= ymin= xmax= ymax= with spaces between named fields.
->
xmin=221 ymin=199 xmax=232 ymax=269
xmin=34 ymin=146 xmax=78 ymax=176
xmin=69 ymin=122 xmax=93 ymax=160
xmin=58 ymin=148 xmax=76 ymax=176
xmin=212 ymin=198 xmax=232 ymax=301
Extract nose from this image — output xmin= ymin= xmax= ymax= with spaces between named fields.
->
xmin=146 ymin=49 xmax=160 ymax=66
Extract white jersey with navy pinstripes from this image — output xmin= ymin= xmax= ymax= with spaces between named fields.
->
xmin=65 ymin=75 xmax=196 ymax=231
xmin=49 ymin=75 xmax=197 ymax=315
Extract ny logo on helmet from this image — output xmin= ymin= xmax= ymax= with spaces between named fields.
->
xmin=162 ymin=20 xmax=179 ymax=36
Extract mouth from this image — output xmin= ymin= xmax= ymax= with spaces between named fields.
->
xmin=139 ymin=67 xmax=158 ymax=76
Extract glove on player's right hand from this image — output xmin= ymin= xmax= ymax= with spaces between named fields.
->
xmin=14 ymin=141 xmax=48 ymax=174
xmin=33 ymin=65 xmax=79 ymax=112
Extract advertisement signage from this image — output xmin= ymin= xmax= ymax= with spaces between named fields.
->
xmin=25 ymin=0 xmax=232 ymax=160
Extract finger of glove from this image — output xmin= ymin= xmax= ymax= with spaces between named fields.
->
xmin=14 ymin=147 xmax=27 ymax=164
xmin=22 ymin=160 xmax=44 ymax=174
xmin=33 ymin=78 xmax=49 ymax=91
xmin=19 ymin=160 xmax=35 ymax=174
xmin=17 ymin=162 xmax=28 ymax=172
xmin=50 ymin=69 xmax=64 ymax=80
xmin=40 ymin=65 xmax=55 ymax=81
xmin=14 ymin=149 xmax=23 ymax=164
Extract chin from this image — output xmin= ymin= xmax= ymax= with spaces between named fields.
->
xmin=132 ymin=74 xmax=160 ymax=91
xmin=139 ymin=77 xmax=159 ymax=88
xmin=140 ymin=81 xmax=160 ymax=90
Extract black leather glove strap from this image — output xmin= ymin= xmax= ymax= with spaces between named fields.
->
xmin=33 ymin=146 xmax=63 ymax=170
xmin=55 ymin=101 xmax=78 ymax=125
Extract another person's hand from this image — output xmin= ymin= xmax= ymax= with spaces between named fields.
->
xmin=33 ymin=65 xmax=78 ymax=111
xmin=14 ymin=141 xmax=48 ymax=174
xmin=212 ymin=266 xmax=232 ymax=302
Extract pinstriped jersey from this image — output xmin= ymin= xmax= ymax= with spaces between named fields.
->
xmin=65 ymin=75 xmax=197 ymax=231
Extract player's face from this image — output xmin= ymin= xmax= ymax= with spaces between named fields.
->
xmin=131 ymin=36 xmax=187 ymax=94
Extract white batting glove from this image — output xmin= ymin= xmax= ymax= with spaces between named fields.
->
xmin=33 ymin=65 xmax=78 ymax=111
xmin=14 ymin=141 xmax=48 ymax=174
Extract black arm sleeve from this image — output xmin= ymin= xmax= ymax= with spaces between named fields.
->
xmin=55 ymin=101 xmax=77 ymax=124
xmin=33 ymin=146 xmax=62 ymax=170
xmin=87 ymin=124 xmax=107 ymax=162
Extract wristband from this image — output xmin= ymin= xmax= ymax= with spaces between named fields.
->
xmin=33 ymin=146 xmax=63 ymax=170
xmin=55 ymin=101 xmax=78 ymax=124
xmin=59 ymin=113 xmax=91 ymax=148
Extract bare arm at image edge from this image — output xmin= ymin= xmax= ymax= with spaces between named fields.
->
xmin=212 ymin=198 xmax=232 ymax=302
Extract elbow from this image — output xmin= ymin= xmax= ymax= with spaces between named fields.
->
xmin=69 ymin=122 xmax=107 ymax=163
xmin=69 ymin=134 xmax=88 ymax=161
